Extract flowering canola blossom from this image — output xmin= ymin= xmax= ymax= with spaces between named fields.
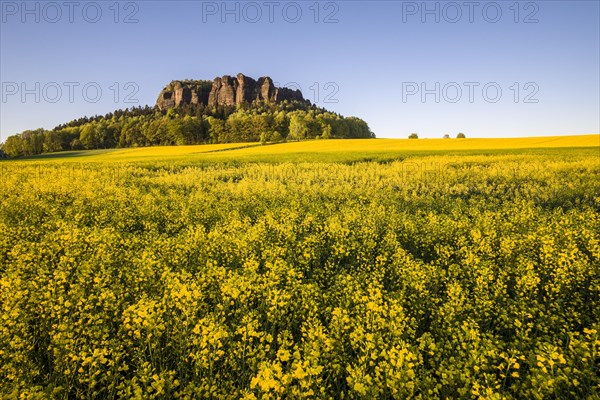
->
xmin=0 ymin=144 xmax=599 ymax=398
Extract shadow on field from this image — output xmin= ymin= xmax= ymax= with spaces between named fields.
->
xmin=8 ymin=149 xmax=118 ymax=161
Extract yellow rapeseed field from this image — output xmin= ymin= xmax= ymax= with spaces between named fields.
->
xmin=0 ymin=135 xmax=599 ymax=398
xmin=15 ymin=134 xmax=599 ymax=164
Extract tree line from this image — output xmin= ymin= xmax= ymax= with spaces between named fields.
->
xmin=0 ymin=101 xmax=374 ymax=158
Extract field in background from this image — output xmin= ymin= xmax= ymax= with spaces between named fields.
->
xmin=1 ymin=135 xmax=599 ymax=398
xmin=6 ymin=134 xmax=599 ymax=164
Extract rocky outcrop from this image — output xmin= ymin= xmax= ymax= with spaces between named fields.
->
xmin=156 ymin=80 xmax=212 ymax=110
xmin=157 ymin=74 xmax=306 ymax=110
xmin=208 ymin=75 xmax=237 ymax=107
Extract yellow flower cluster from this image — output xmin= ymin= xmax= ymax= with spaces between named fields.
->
xmin=0 ymin=150 xmax=599 ymax=398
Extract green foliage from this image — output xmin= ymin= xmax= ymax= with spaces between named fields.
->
xmin=1 ymin=102 xmax=373 ymax=158
xmin=457 ymin=132 xmax=466 ymax=139
xmin=0 ymin=151 xmax=598 ymax=398
xmin=288 ymin=114 xmax=309 ymax=141
xmin=409 ymin=133 xmax=419 ymax=139
xmin=2 ymin=129 xmax=45 ymax=157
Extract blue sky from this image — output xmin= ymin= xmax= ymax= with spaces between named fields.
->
xmin=1 ymin=0 xmax=599 ymax=140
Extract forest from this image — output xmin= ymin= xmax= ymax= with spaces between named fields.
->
xmin=0 ymin=101 xmax=374 ymax=158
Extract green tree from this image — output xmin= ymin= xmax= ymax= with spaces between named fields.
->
xmin=274 ymin=111 xmax=289 ymax=138
xmin=56 ymin=127 xmax=80 ymax=150
xmin=206 ymin=117 xmax=226 ymax=143
xmin=168 ymin=119 xmax=185 ymax=145
xmin=15 ymin=129 xmax=46 ymax=155
xmin=457 ymin=132 xmax=466 ymax=138
xmin=96 ymin=121 xmax=117 ymax=148
xmin=270 ymin=131 xmax=284 ymax=143
xmin=70 ymin=138 xmax=84 ymax=150
xmin=321 ymin=123 xmax=332 ymax=139
xmin=43 ymin=131 xmax=63 ymax=153
xmin=260 ymin=131 xmax=269 ymax=145
xmin=289 ymin=114 xmax=309 ymax=141
xmin=2 ymin=135 xmax=24 ymax=157
xmin=146 ymin=118 xmax=169 ymax=145
xmin=80 ymin=123 xmax=100 ymax=149
xmin=409 ymin=133 xmax=418 ymax=139
xmin=225 ymin=113 xmax=249 ymax=142
xmin=120 ymin=118 xmax=145 ymax=147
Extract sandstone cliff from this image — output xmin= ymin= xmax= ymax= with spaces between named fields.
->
xmin=156 ymin=73 xmax=306 ymax=110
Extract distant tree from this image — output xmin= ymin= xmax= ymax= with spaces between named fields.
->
xmin=96 ymin=121 xmax=117 ymax=148
xmin=345 ymin=116 xmax=372 ymax=138
xmin=206 ymin=117 xmax=226 ymax=143
xmin=252 ymin=114 xmax=271 ymax=138
xmin=56 ymin=127 xmax=80 ymax=150
xmin=321 ymin=123 xmax=332 ymax=139
xmin=43 ymin=131 xmax=63 ymax=152
xmin=457 ymin=132 xmax=466 ymax=138
xmin=19 ymin=129 xmax=45 ymax=155
xmin=80 ymin=123 xmax=100 ymax=149
xmin=409 ymin=133 xmax=418 ymax=139
xmin=443 ymin=134 xmax=450 ymax=139
xmin=260 ymin=131 xmax=269 ymax=145
xmin=226 ymin=112 xmax=256 ymax=142
xmin=120 ymin=119 xmax=145 ymax=147
xmin=270 ymin=131 xmax=284 ymax=143
xmin=289 ymin=114 xmax=309 ymax=141
xmin=70 ymin=138 xmax=84 ymax=150
xmin=274 ymin=112 xmax=289 ymax=138
xmin=168 ymin=119 xmax=185 ymax=145
xmin=146 ymin=118 xmax=169 ymax=145
xmin=3 ymin=135 xmax=24 ymax=157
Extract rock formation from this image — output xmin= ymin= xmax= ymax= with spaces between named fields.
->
xmin=156 ymin=73 xmax=306 ymax=110
xmin=156 ymin=80 xmax=212 ymax=110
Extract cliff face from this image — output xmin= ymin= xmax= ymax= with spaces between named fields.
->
xmin=156 ymin=80 xmax=213 ymax=110
xmin=156 ymin=73 xmax=306 ymax=110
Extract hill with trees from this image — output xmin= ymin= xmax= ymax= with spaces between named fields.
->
xmin=1 ymin=74 xmax=374 ymax=158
